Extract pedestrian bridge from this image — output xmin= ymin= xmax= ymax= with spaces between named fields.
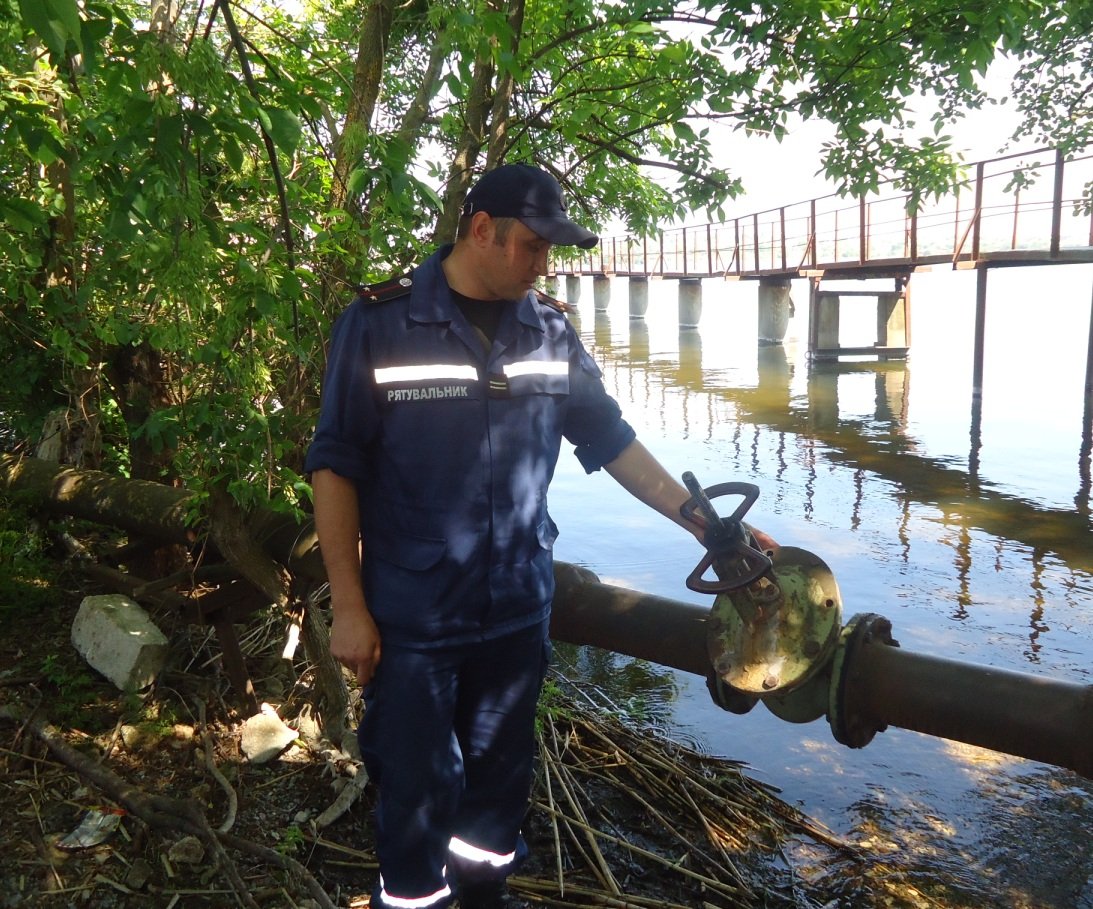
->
xmin=549 ymin=146 xmax=1093 ymax=383
xmin=553 ymin=146 xmax=1093 ymax=281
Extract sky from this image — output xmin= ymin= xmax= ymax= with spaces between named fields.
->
xmin=712 ymin=58 xmax=1025 ymax=217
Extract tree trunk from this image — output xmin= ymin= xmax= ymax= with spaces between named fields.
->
xmin=34 ymin=58 xmax=105 ymax=471
xmin=485 ymin=0 xmax=526 ymax=169
xmin=150 ymin=0 xmax=176 ymax=39
xmin=0 ymin=454 xmax=324 ymax=575
xmin=393 ymin=42 xmax=447 ymax=153
xmin=431 ymin=17 xmax=500 ymax=245
xmin=106 ymin=340 xmax=178 ymax=484
xmin=321 ymin=0 xmax=397 ymax=317
xmin=360 ymin=39 xmax=447 ymax=227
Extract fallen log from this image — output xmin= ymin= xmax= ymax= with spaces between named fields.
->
xmin=0 ymin=453 xmax=324 ymax=577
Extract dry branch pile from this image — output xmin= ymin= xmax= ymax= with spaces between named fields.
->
xmin=513 ymin=677 xmax=863 ymax=909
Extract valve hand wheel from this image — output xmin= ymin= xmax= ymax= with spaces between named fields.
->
xmin=680 ymin=473 xmax=772 ymax=593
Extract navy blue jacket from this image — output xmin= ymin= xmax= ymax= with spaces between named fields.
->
xmin=305 ymin=247 xmax=635 ymax=647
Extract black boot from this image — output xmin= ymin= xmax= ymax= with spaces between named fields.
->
xmin=456 ymin=879 xmax=527 ymax=909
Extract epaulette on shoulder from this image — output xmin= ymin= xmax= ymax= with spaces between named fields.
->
xmin=356 ymin=272 xmax=414 ymax=304
xmin=535 ymin=289 xmax=575 ymax=315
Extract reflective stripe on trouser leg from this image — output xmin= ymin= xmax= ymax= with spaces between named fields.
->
xmin=449 ymin=622 xmax=551 ymax=884
xmin=359 ymin=643 xmax=464 ymax=907
xmin=373 ymin=876 xmax=452 ymax=909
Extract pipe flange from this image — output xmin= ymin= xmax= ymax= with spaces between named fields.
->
xmin=706 ymin=670 xmax=759 ymax=715
xmin=829 ymin=612 xmax=899 ymax=748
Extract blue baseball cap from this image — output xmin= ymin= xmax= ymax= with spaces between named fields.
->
xmin=461 ymin=164 xmax=599 ymax=249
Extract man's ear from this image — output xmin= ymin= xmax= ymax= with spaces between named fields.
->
xmin=468 ymin=211 xmax=495 ymax=247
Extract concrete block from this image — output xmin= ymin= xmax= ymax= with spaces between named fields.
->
xmin=71 ymin=594 xmax=169 ymax=691
xmin=241 ymin=703 xmax=298 ymax=763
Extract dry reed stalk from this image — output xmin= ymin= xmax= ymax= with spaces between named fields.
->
xmin=526 ymin=677 xmax=876 ymax=908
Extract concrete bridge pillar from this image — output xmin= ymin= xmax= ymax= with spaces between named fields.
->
xmin=628 ymin=276 xmax=649 ymax=319
xmin=678 ymin=278 xmax=702 ymax=329
xmin=565 ymin=275 xmax=582 ymax=306
xmin=593 ymin=275 xmax=611 ymax=312
xmin=877 ymin=291 xmax=908 ymax=350
xmin=758 ymin=278 xmax=793 ymax=345
xmin=815 ymin=292 xmax=841 ymax=351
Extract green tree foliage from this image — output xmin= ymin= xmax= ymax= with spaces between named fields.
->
xmin=0 ymin=0 xmax=1086 ymax=508
xmin=1008 ymin=0 xmax=1093 ymax=161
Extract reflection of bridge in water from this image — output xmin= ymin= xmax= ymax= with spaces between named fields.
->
xmin=575 ymin=308 xmax=1093 ymax=652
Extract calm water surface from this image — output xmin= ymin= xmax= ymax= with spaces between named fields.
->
xmin=547 ymin=265 xmax=1093 ymax=908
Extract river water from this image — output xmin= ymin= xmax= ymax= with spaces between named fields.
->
xmin=546 ymin=264 xmax=1093 ymax=908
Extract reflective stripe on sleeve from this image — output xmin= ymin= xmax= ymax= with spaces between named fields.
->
xmin=448 ymin=836 xmax=517 ymax=867
xmin=374 ymin=364 xmax=478 ymax=384
xmin=501 ymin=360 xmax=568 ymax=378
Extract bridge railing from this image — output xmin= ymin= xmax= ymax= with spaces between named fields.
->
xmin=553 ymin=146 xmax=1093 ymax=278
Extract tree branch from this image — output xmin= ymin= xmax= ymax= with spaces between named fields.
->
xmin=573 ymin=130 xmax=733 ymax=194
xmin=214 ymin=0 xmax=298 ymax=339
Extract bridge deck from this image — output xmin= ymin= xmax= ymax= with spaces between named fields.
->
xmin=552 ymin=147 xmax=1093 ymax=281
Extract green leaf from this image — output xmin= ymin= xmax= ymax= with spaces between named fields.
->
xmin=17 ymin=0 xmax=66 ymax=57
xmin=256 ymin=107 xmax=273 ymax=136
xmin=46 ymin=0 xmax=83 ymax=50
xmin=346 ymin=166 xmax=369 ymax=196
xmin=16 ymin=122 xmax=67 ymax=166
xmin=255 ymin=290 xmax=279 ymax=317
xmin=0 ymin=197 xmax=46 ymax=233
xmin=673 ymin=121 xmax=699 ymax=143
xmin=222 ymin=136 xmax=244 ymax=172
xmin=418 ymin=182 xmax=443 ymax=211
xmin=262 ymin=107 xmax=302 ymax=153
xmin=111 ymin=320 xmax=140 ymax=345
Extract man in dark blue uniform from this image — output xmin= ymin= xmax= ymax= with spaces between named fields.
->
xmin=305 ymin=163 xmax=773 ymax=909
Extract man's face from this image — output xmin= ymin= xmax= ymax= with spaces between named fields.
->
xmin=480 ymin=218 xmax=552 ymax=301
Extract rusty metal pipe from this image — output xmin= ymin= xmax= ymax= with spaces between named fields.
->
xmin=550 ymin=562 xmax=710 ymax=676
xmin=550 ymin=566 xmax=1093 ymax=780
xmin=844 ymin=638 xmax=1093 ymax=779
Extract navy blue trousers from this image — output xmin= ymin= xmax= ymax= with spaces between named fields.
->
xmin=359 ymin=620 xmax=551 ymax=908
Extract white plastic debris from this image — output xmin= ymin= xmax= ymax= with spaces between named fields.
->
xmin=57 ymin=807 xmax=125 ymax=850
